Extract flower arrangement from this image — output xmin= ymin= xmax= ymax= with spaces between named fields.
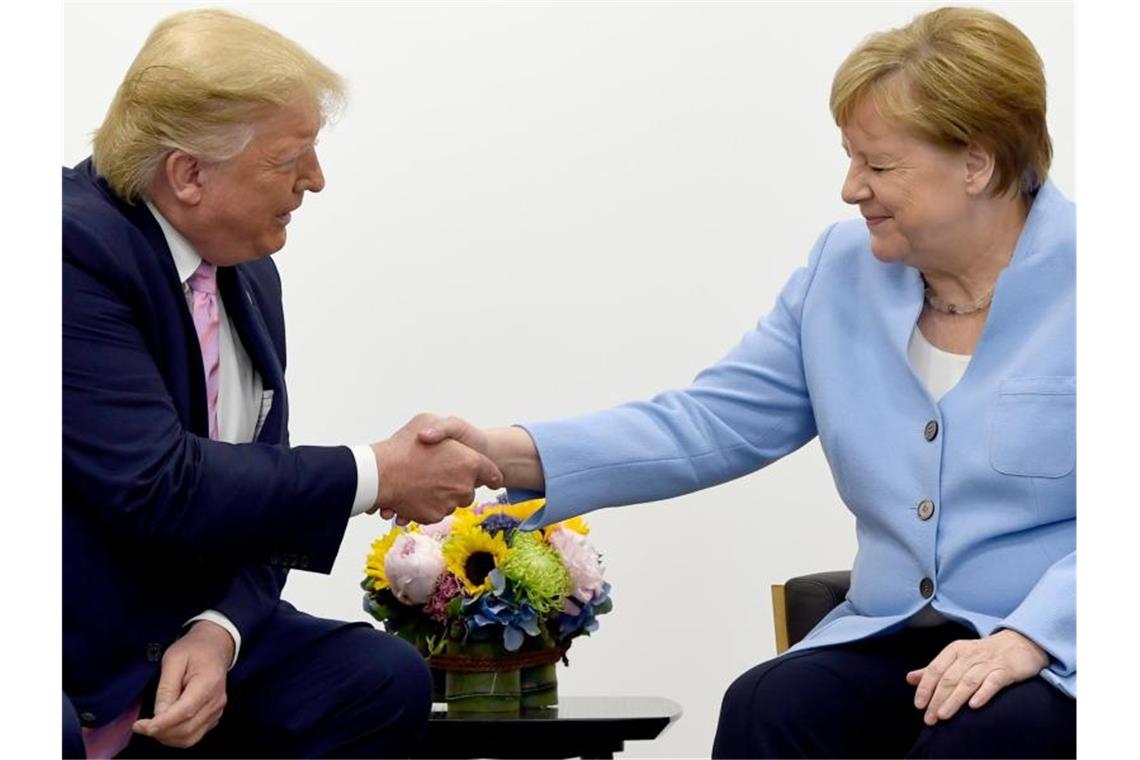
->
xmin=361 ymin=497 xmax=612 ymax=711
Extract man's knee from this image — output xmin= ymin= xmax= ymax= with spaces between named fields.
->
xmin=348 ymin=627 xmax=433 ymax=727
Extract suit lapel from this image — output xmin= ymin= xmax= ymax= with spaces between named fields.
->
xmin=106 ymin=178 xmax=211 ymax=436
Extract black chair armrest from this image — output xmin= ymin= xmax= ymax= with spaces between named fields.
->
xmin=771 ymin=570 xmax=851 ymax=652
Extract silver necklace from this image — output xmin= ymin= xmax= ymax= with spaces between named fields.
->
xmin=923 ymin=285 xmax=994 ymax=315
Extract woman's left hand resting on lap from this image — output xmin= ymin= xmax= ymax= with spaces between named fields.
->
xmin=907 ymin=629 xmax=1049 ymax=725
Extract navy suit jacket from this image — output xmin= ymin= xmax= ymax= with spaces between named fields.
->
xmin=63 ymin=158 xmax=358 ymax=726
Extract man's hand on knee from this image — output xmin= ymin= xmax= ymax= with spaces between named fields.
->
xmin=132 ymin=620 xmax=233 ymax=748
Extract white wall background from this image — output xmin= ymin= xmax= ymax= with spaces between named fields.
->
xmin=64 ymin=2 xmax=1073 ymax=757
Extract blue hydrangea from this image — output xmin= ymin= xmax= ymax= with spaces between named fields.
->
xmin=552 ymin=582 xmax=613 ymax=641
xmin=461 ymin=569 xmax=542 ymax=651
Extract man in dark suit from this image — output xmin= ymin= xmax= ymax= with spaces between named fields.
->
xmin=62 ymin=9 xmax=500 ymax=757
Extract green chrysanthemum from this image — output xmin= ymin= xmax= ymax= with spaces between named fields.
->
xmin=502 ymin=532 xmax=571 ymax=614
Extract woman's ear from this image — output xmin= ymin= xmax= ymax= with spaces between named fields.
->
xmin=162 ymin=150 xmax=205 ymax=206
xmin=963 ymin=143 xmax=996 ymax=196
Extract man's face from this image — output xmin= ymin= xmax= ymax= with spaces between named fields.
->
xmin=194 ymin=100 xmax=325 ymax=266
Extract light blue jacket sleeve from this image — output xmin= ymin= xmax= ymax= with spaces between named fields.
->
xmin=516 ymin=225 xmax=836 ymax=529
xmin=994 ymin=550 xmax=1076 ymax=690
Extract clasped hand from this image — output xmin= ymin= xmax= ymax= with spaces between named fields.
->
xmin=132 ymin=620 xmax=234 ymax=748
xmin=370 ymin=413 xmax=500 ymax=525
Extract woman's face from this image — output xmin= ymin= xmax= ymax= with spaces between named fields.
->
xmin=840 ymin=98 xmax=973 ymax=266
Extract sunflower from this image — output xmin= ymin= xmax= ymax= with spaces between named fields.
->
xmin=544 ymin=514 xmax=589 ymax=538
xmin=497 ymin=499 xmax=546 ymax=524
xmin=442 ymin=523 xmax=511 ymax=594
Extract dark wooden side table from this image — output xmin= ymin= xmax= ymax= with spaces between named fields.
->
xmin=416 ymin=695 xmax=682 ymax=759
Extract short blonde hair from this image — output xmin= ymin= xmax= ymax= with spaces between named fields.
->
xmin=92 ymin=9 xmax=346 ymax=202
xmin=830 ymin=7 xmax=1051 ymax=198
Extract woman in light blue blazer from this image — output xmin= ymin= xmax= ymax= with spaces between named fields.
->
xmin=416 ymin=7 xmax=1074 ymax=757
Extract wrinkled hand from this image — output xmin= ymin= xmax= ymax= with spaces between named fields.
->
xmin=372 ymin=413 xmax=502 ymax=524
xmin=417 ymin=418 xmax=545 ymax=492
xmin=416 ymin=415 xmax=491 ymax=457
xmin=132 ymin=620 xmax=234 ymax=748
xmin=907 ymin=629 xmax=1049 ymax=725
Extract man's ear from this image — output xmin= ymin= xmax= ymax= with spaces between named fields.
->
xmin=963 ymin=143 xmax=996 ymax=196
xmin=162 ymin=150 xmax=205 ymax=205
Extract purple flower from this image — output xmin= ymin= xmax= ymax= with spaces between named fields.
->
xmin=424 ymin=573 xmax=463 ymax=623
xmin=479 ymin=512 xmax=520 ymax=538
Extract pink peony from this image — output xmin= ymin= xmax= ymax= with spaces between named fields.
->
xmin=547 ymin=527 xmax=605 ymax=604
xmin=418 ymin=515 xmax=454 ymax=540
xmin=384 ymin=532 xmax=445 ymax=605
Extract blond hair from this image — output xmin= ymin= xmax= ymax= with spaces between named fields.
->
xmin=830 ymin=7 xmax=1051 ymax=198
xmin=92 ymin=9 xmax=346 ymax=202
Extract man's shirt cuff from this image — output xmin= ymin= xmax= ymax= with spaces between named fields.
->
xmin=185 ymin=610 xmax=242 ymax=669
xmin=350 ymin=444 xmax=379 ymax=517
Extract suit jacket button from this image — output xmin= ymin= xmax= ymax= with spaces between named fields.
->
xmin=919 ymin=578 xmax=935 ymax=599
xmin=80 ymin=711 xmax=97 ymax=724
xmin=146 ymin=642 xmax=163 ymax=662
xmin=924 ymin=420 xmax=939 ymax=441
xmin=917 ymin=500 xmax=935 ymax=521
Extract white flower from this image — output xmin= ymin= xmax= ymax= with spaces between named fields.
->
xmin=384 ymin=532 xmax=446 ymax=605
xmin=547 ymin=526 xmax=605 ymax=604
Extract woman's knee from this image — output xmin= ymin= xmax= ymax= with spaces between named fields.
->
xmin=714 ymin=654 xmax=829 ymax=757
xmin=908 ymin=679 xmax=1075 ymax=758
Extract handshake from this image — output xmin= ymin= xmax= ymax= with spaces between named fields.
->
xmin=367 ymin=414 xmax=540 ymax=525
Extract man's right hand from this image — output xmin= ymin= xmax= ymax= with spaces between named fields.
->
xmin=371 ymin=413 xmax=503 ymax=524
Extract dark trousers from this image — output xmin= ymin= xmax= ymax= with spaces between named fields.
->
xmin=712 ymin=623 xmax=1075 ymax=759
xmin=63 ymin=692 xmax=86 ymax=759
xmin=118 ymin=602 xmax=432 ymax=758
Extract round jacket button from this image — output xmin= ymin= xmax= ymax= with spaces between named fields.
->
xmin=924 ymin=420 xmax=939 ymax=442
xmin=146 ymin=642 xmax=163 ymax=662
xmin=917 ymin=499 xmax=935 ymax=521
xmin=919 ymin=578 xmax=935 ymax=599
xmin=80 ymin=711 xmax=97 ymax=724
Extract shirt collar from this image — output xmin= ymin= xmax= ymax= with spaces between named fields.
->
xmin=145 ymin=200 xmax=203 ymax=285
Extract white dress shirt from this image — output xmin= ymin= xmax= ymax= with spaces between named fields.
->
xmin=146 ymin=202 xmax=379 ymax=666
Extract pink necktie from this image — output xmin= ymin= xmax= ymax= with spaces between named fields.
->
xmin=80 ymin=704 xmax=140 ymax=759
xmin=188 ymin=261 xmax=221 ymax=441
